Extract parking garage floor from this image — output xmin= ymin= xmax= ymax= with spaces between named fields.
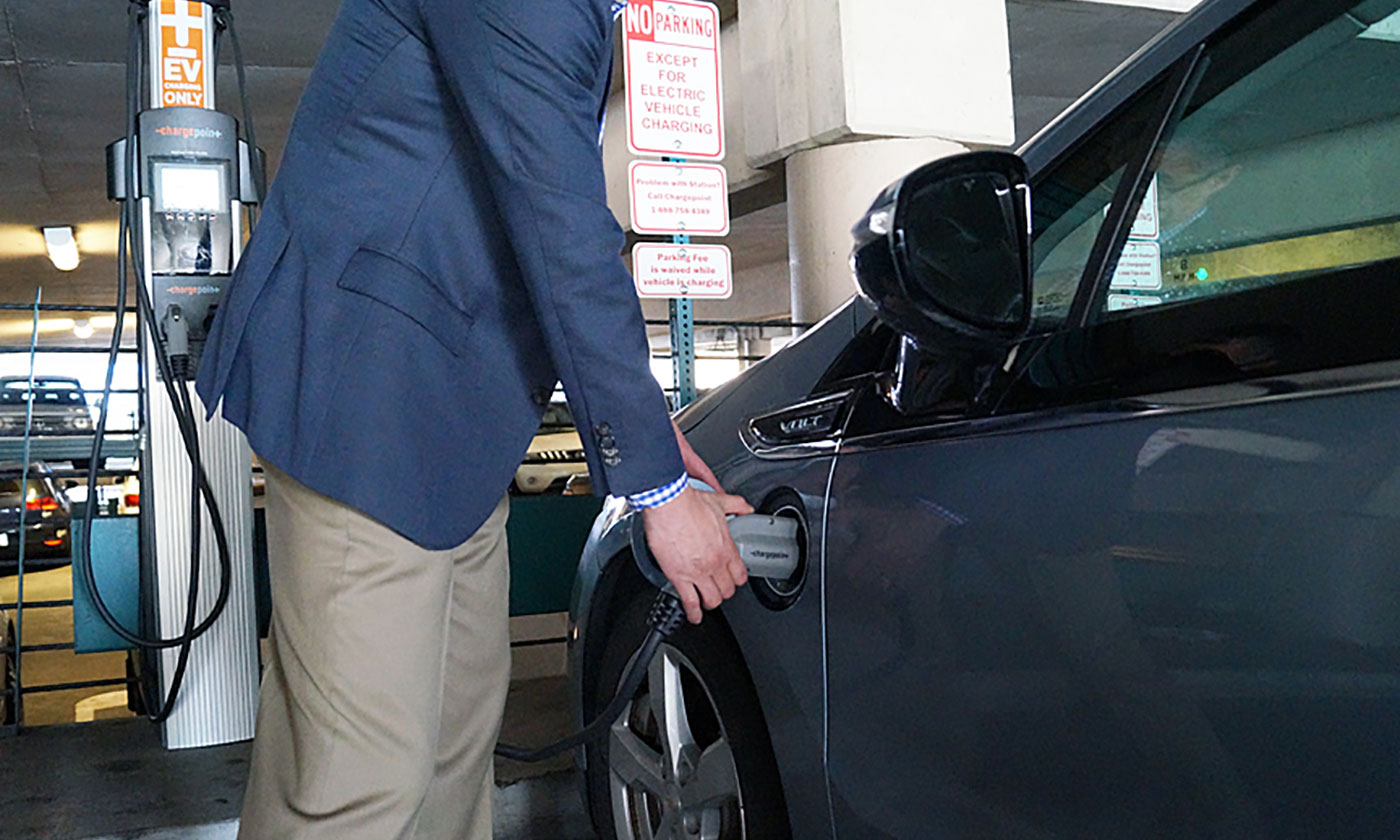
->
xmin=0 ymin=676 xmax=599 ymax=839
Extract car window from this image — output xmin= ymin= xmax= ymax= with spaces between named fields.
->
xmin=0 ymin=478 xmax=51 ymax=500
xmin=1100 ymin=1 xmax=1400 ymax=317
xmin=1027 ymin=73 xmax=1177 ymax=330
xmin=0 ymin=379 xmax=85 ymax=405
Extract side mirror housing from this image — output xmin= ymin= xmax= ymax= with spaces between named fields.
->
xmin=851 ymin=151 xmax=1032 ymax=354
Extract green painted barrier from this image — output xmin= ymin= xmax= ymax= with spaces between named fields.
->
xmin=505 ymin=494 xmax=603 ymax=617
xmin=248 ymin=495 xmax=600 ymax=633
xmin=72 ymin=516 xmax=140 ymax=654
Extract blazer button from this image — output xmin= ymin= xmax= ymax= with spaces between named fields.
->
xmin=598 ymin=434 xmax=617 ymax=450
xmin=595 ymin=422 xmax=612 ymax=436
xmin=603 ymin=454 xmax=622 ymax=467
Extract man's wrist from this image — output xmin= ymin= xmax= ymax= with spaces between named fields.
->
xmin=627 ymin=473 xmax=689 ymax=510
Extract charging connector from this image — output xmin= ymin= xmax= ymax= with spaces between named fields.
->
xmin=628 ymin=512 xmax=802 ymax=594
xmin=162 ymin=304 xmax=191 ymax=381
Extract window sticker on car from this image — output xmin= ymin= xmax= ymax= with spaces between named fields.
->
xmin=1106 ymin=293 xmax=1162 ymax=312
xmin=1110 ymin=240 xmax=1163 ymax=291
xmin=1129 ymin=175 xmax=1159 ymax=239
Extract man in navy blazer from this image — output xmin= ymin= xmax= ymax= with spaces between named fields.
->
xmin=197 ymin=0 xmax=750 ymax=835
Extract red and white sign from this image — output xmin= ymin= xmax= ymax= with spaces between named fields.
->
xmin=152 ymin=0 xmax=212 ymax=109
xmin=632 ymin=243 xmax=732 ymax=299
xmin=623 ymin=0 xmax=724 ymax=160
xmin=628 ymin=161 xmax=729 ymax=236
xmin=1130 ymin=176 xmax=1160 ymax=238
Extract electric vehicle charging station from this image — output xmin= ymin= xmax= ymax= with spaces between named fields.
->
xmin=102 ymin=0 xmax=263 ymax=750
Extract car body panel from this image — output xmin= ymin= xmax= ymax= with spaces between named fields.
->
xmin=825 ymin=361 xmax=1400 ymax=838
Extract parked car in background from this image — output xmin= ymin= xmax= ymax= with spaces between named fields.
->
xmin=514 ymin=402 xmax=589 ymax=494
xmin=0 ymin=462 xmax=72 ymax=570
xmin=571 ymin=1 xmax=1400 ymax=837
xmin=0 ymin=376 xmax=94 ymax=437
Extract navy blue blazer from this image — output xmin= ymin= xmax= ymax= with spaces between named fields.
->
xmin=197 ymin=0 xmax=683 ymax=549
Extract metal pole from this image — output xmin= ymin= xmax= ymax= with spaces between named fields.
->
xmin=665 ymin=156 xmax=697 ymax=409
xmin=13 ymin=287 xmax=42 ymax=732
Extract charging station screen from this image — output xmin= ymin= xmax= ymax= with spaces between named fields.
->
xmin=155 ymin=163 xmax=225 ymax=213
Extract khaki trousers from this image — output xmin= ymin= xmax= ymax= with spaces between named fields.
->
xmin=239 ymin=462 xmax=510 ymax=839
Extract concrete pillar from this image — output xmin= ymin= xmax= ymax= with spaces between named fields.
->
xmin=739 ymin=329 xmax=771 ymax=369
xmin=741 ymin=0 xmax=1015 ymax=325
xmin=787 ymin=137 xmax=970 ymax=324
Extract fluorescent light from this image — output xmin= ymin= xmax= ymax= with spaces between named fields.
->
xmin=72 ymin=319 xmax=94 ymax=339
xmin=42 ymin=226 xmax=80 ymax=271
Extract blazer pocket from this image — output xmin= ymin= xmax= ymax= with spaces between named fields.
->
xmin=336 ymin=248 xmax=474 ymax=357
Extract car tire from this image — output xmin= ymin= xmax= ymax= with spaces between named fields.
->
xmin=584 ymin=587 xmax=791 ymax=840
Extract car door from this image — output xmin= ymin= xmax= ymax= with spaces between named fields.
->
xmin=823 ymin=0 xmax=1400 ymax=836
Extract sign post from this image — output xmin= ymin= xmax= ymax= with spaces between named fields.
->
xmin=622 ymin=0 xmax=728 ymax=409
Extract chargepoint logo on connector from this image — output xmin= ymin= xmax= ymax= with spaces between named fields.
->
xmin=154 ymin=125 xmax=223 ymax=141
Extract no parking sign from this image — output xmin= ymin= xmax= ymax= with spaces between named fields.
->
xmin=622 ymin=0 xmax=725 ymax=160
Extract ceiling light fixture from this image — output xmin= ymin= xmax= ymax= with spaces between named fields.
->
xmin=42 ymin=226 xmax=80 ymax=271
xmin=73 ymin=319 xmax=95 ymax=339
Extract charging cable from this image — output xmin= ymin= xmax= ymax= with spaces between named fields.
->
xmin=494 ymin=590 xmax=685 ymax=763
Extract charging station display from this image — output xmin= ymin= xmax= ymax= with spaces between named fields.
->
xmin=154 ymin=162 xmax=226 ymax=214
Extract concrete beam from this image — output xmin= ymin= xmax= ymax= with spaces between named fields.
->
xmin=740 ymin=0 xmax=1015 ymax=168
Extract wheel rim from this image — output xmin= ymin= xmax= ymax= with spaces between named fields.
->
xmin=608 ymin=643 xmax=744 ymax=840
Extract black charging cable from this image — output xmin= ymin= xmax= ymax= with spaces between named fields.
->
xmin=494 ymin=590 xmax=685 ymax=762
xmin=210 ymin=3 xmax=265 ymax=219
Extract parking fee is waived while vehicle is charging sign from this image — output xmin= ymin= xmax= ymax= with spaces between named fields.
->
xmin=622 ymin=0 xmax=724 ymax=160
xmin=628 ymin=160 xmax=730 ymax=236
xmin=632 ymin=243 xmax=732 ymax=299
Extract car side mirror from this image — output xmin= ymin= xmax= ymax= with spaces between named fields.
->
xmin=850 ymin=151 xmax=1032 ymax=354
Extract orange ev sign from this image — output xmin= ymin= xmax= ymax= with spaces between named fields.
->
xmin=154 ymin=0 xmax=211 ymax=109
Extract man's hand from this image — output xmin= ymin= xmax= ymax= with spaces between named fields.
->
xmin=643 ymin=486 xmax=753 ymax=623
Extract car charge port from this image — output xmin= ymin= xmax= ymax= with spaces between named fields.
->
xmin=751 ymin=489 xmax=809 ymax=611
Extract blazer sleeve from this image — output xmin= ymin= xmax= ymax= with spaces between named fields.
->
xmin=414 ymin=0 xmax=683 ymax=496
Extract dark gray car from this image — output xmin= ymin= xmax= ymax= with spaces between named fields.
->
xmin=0 ymin=462 xmax=73 ymax=570
xmin=572 ymin=0 xmax=1400 ymax=837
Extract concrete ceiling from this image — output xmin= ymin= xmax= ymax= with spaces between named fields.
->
xmin=0 ymin=0 xmax=1177 ymax=332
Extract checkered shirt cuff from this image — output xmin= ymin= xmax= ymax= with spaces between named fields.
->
xmin=627 ymin=473 xmax=689 ymax=510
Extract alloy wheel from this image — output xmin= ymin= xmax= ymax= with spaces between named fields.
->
xmin=608 ymin=643 xmax=744 ymax=840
